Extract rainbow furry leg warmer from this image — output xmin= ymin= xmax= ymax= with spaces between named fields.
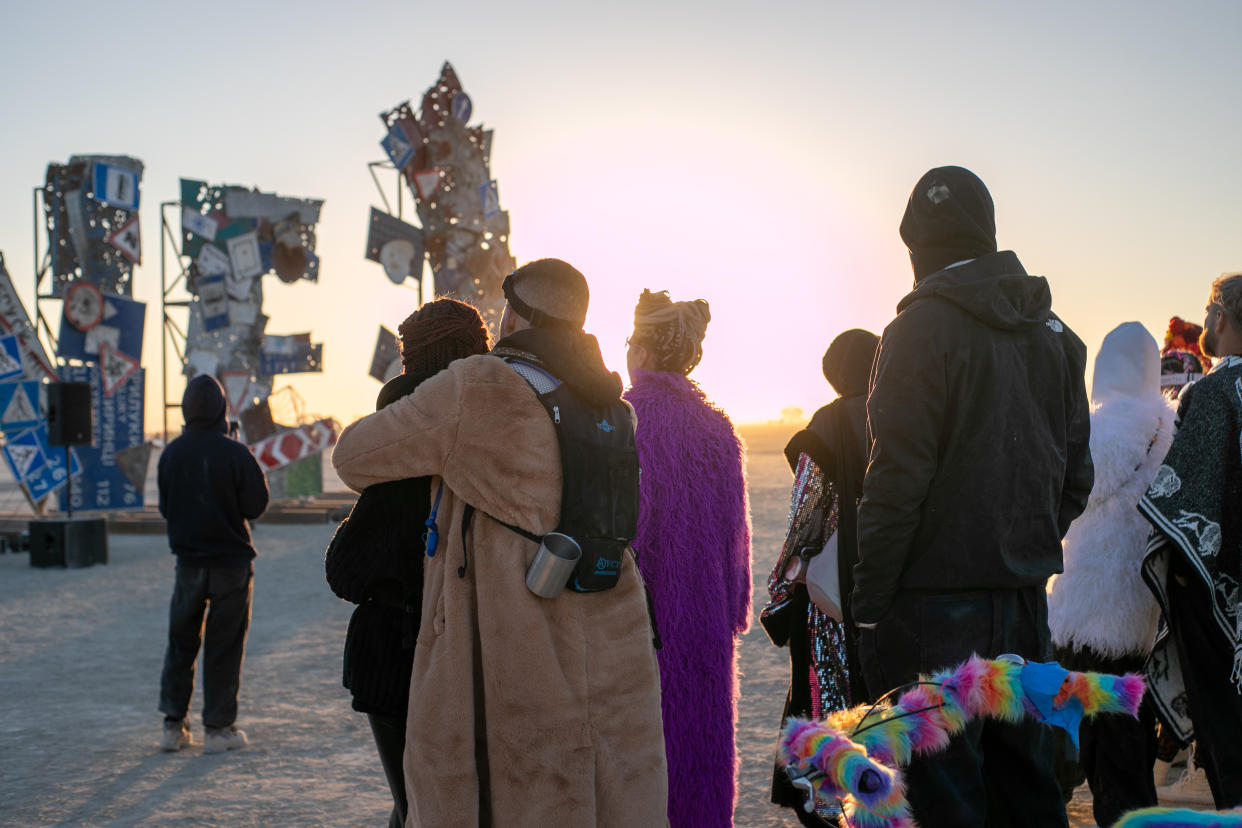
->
xmin=779 ymin=654 xmax=1146 ymax=828
xmin=1114 ymin=807 xmax=1242 ymax=827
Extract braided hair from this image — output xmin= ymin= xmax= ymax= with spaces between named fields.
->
xmin=629 ymin=289 xmax=711 ymax=375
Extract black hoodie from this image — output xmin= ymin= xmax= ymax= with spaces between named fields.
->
xmin=158 ymin=375 xmax=269 ymax=567
xmin=852 ymin=251 xmax=1093 ymax=623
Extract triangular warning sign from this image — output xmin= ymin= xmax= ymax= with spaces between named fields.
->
xmin=99 ymin=343 xmax=139 ymax=395
xmin=220 ymin=371 xmax=250 ymax=416
xmin=107 ymin=216 xmax=142 ymax=264
xmin=0 ymin=348 xmax=21 ymax=378
xmin=7 ymin=443 xmax=39 ymax=479
xmin=3 ymin=385 xmax=36 ymax=425
xmin=412 ymin=169 xmax=441 ymax=200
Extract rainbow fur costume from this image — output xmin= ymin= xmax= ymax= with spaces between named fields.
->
xmin=1115 ymin=808 xmax=1242 ymax=827
xmin=779 ymin=654 xmax=1145 ymax=828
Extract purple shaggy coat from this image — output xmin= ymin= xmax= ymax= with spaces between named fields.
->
xmin=624 ymin=370 xmax=752 ymax=828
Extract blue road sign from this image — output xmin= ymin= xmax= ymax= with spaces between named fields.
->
xmin=58 ymin=293 xmax=146 ymax=363
xmin=0 ymin=334 xmax=23 ymax=381
xmin=0 ymin=380 xmax=43 ymax=433
xmin=260 ymin=342 xmax=323 ymax=375
xmin=382 ymin=124 xmax=415 ymax=170
xmin=451 ymin=91 xmax=472 ymax=124
xmin=58 ymin=364 xmax=144 ymax=511
xmin=93 ymin=162 xmax=141 ymax=211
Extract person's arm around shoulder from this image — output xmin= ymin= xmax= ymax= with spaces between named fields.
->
xmin=852 ymin=309 xmax=948 ymax=625
xmin=332 ymin=357 xmax=472 ymax=492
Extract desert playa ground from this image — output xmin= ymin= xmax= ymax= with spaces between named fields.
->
xmin=0 ymin=429 xmax=1106 ymax=826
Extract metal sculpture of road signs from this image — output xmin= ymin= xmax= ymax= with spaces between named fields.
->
xmin=0 ymin=253 xmax=57 ymax=382
xmin=365 ymin=208 xmax=425 ymax=285
xmin=99 ymin=342 xmax=140 ymax=395
xmin=369 ymin=326 xmax=401 ymax=382
xmin=106 ymin=215 xmax=141 ymax=264
xmin=113 ymin=441 xmax=152 ymax=491
xmin=260 ymin=333 xmax=323 ymax=375
xmin=0 ymin=380 xmax=43 ymax=432
xmin=379 ymin=63 xmax=515 ymax=328
xmin=250 ymin=418 xmax=337 ymax=472
xmin=58 ymin=292 xmax=145 ymax=362
xmin=59 ymin=363 xmax=144 ymax=511
xmin=43 ymin=155 xmax=143 ymax=296
xmin=0 ymin=335 xmax=23 ymax=381
xmin=64 ymin=281 xmax=105 ymax=331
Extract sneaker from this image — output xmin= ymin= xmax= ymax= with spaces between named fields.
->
xmin=202 ymin=725 xmax=247 ymax=754
xmin=1157 ymin=762 xmax=1214 ymax=806
xmin=159 ymin=719 xmax=192 ymax=752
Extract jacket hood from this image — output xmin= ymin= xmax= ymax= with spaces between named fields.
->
xmin=900 ymin=166 xmax=997 ymax=282
xmin=182 ymin=374 xmax=228 ymax=432
xmin=1092 ymin=322 xmax=1160 ymax=405
xmin=896 ymin=251 xmax=1052 ymax=331
xmin=822 ymin=329 xmax=879 ymax=398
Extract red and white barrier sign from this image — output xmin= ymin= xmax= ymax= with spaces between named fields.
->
xmin=250 ymin=419 xmax=337 ymax=471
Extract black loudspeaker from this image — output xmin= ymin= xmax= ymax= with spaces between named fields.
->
xmin=47 ymin=382 xmax=93 ymax=447
xmin=28 ymin=517 xmax=108 ymax=568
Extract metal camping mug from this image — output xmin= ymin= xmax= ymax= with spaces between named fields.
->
xmin=525 ymin=532 xmax=582 ymax=599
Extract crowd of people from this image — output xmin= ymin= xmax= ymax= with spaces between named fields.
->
xmin=153 ymin=165 xmax=1242 ymax=827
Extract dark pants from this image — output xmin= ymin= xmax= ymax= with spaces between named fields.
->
xmin=1167 ymin=561 xmax=1242 ymax=808
xmin=857 ymin=586 xmax=1067 ymax=828
xmin=367 ymin=713 xmax=408 ymax=828
xmin=1054 ymin=646 xmax=1157 ymax=827
xmin=159 ymin=562 xmax=253 ymax=730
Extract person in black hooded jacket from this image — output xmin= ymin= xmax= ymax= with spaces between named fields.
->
xmin=157 ymin=374 xmax=269 ymax=754
xmin=852 ymin=166 xmax=1093 ymax=828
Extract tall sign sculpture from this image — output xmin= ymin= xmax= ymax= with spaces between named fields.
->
xmin=165 ymin=180 xmax=334 ymax=498
xmin=372 ymin=62 xmax=514 ymax=342
xmin=27 ymin=154 xmax=147 ymax=513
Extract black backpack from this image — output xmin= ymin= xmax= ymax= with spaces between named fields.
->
xmin=494 ymin=358 xmax=640 ymax=592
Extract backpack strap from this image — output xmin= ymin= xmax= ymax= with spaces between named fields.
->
xmin=456 ymin=502 xmax=543 ymax=579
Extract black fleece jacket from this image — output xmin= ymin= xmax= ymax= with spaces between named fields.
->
xmin=158 ymin=375 xmax=269 ymax=568
xmin=853 ymin=251 xmax=1093 ymax=623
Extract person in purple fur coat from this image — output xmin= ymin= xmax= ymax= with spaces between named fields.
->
xmin=623 ymin=289 xmax=753 ymax=828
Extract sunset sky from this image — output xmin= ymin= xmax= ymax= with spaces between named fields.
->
xmin=1 ymin=1 xmax=1240 ymax=433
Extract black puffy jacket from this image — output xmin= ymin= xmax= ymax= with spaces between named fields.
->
xmin=852 ymin=251 xmax=1093 ymax=623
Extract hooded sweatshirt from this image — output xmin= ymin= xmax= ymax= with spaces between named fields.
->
xmin=1047 ymin=323 xmax=1173 ymax=657
xmin=158 ymin=375 xmax=269 ymax=567
xmin=853 ymin=250 xmax=1093 ymax=623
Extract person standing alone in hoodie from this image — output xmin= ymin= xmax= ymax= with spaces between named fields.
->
xmin=157 ymin=374 xmax=269 ymax=754
xmin=852 ymin=166 xmax=1094 ymax=827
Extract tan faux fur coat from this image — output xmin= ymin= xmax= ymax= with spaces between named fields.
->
xmin=333 ymin=354 xmax=669 ymax=828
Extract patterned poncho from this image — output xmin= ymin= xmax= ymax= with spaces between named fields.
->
xmin=1139 ymin=354 xmax=1242 ymax=740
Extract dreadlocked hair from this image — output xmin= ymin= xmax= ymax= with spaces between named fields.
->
xmin=629 ymin=289 xmax=711 ymax=375
xmin=398 ymin=297 xmax=491 ymax=376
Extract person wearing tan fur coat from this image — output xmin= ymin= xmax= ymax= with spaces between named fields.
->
xmin=332 ymin=259 xmax=668 ymax=828
xmin=1047 ymin=321 xmax=1175 ymax=826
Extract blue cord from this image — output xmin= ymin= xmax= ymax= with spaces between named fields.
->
xmin=423 ymin=482 xmax=444 ymax=557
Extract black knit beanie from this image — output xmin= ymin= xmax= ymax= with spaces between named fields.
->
xmin=899 ymin=166 xmax=997 ymax=282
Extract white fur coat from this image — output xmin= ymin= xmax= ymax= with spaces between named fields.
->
xmin=1047 ymin=394 xmax=1175 ymax=656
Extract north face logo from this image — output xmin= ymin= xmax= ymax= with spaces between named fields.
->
xmin=1046 ymin=318 xmax=1064 ymax=333
xmin=597 ymin=419 xmax=614 ymax=433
